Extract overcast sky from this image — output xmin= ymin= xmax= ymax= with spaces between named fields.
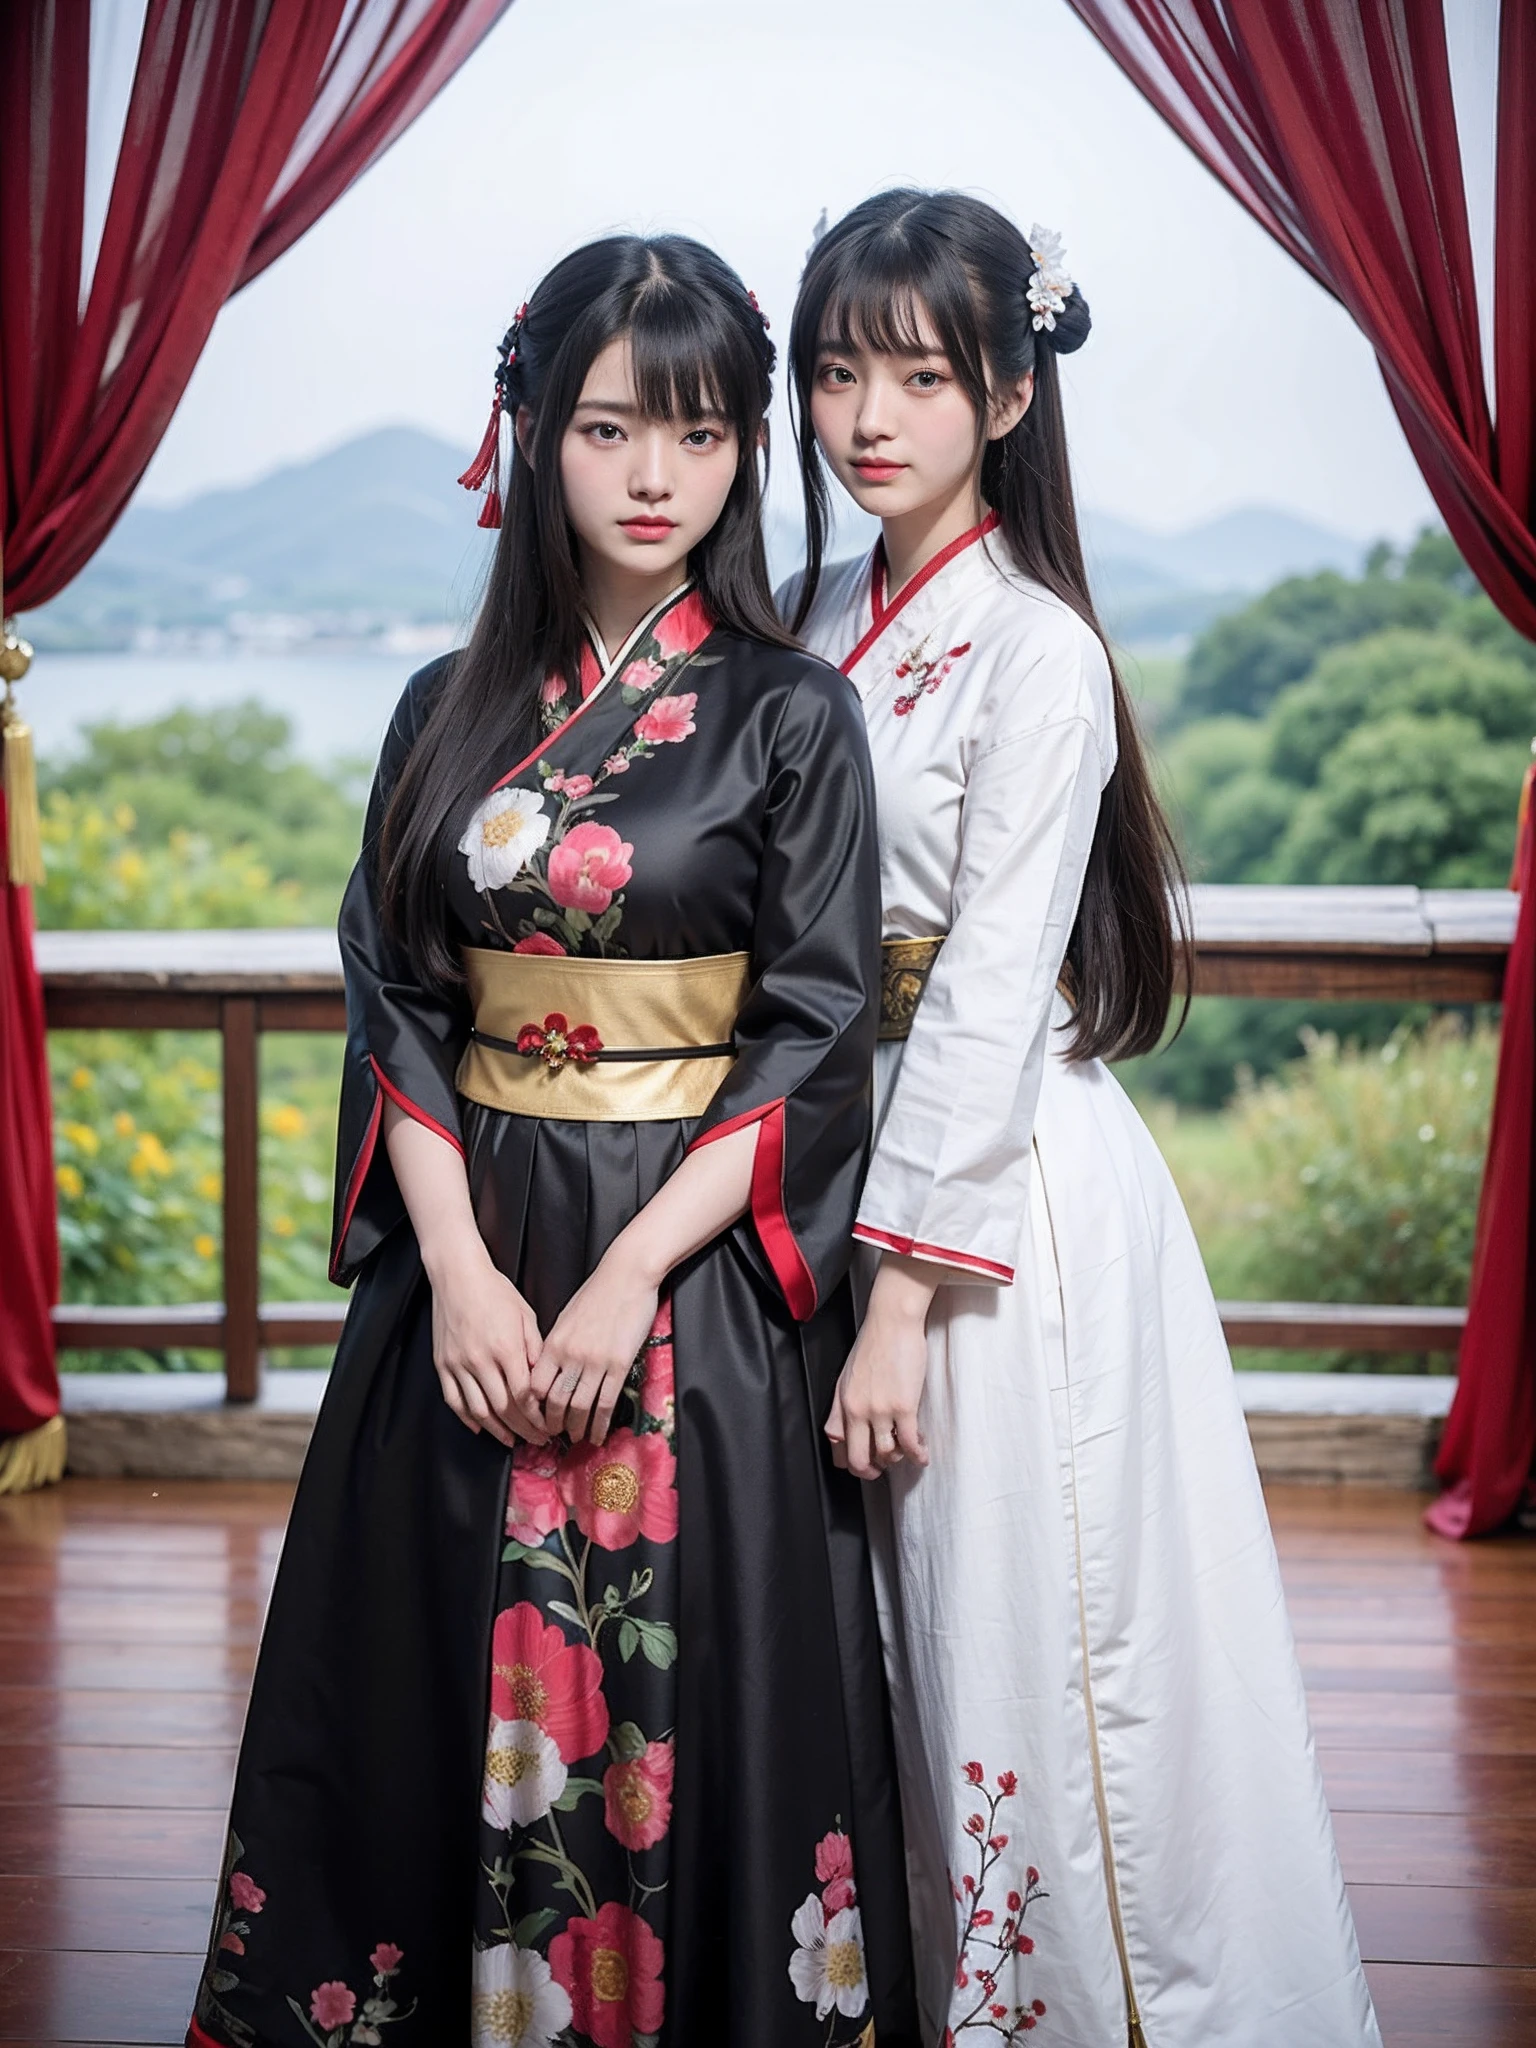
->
xmin=140 ymin=0 xmax=1436 ymax=542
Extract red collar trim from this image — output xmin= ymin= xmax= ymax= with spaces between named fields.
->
xmin=840 ymin=510 xmax=1000 ymax=677
xmin=578 ymin=639 xmax=603 ymax=699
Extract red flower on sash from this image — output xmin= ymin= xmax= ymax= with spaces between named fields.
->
xmin=559 ymin=1427 xmax=679 ymax=1551
xmin=550 ymin=1901 xmax=665 ymax=2048
xmin=603 ymin=1737 xmax=675 ymax=1850
xmin=516 ymin=1012 xmax=603 ymax=1071
xmin=490 ymin=1601 xmax=610 ymax=1763
xmin=513 ymin=932 xmax=566 ymax=956
xmin=547 ymin=822 xmax=634 ymax=913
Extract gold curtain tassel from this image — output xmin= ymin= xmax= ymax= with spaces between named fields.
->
xmin=0 ymin=1414 xmax=67 ymax=1495
xmin=1 ymin=619 xmax=44 ymax=887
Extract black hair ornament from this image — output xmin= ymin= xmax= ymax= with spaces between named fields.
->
xmin=457 ymin=303 xmax=528 ymax=529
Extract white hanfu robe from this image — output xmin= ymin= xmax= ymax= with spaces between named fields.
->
xmin=784 ymin=519 xmax=1380 ymax=2048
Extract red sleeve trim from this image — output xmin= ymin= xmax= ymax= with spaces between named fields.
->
xmin=330 ymin=1084 xmax=384 ymax=1284
xmin=686 ymin=1098 xmax=818 ymax=1322
xmin=686 ymin=1101 xmax=778 ymax=1150
xmin=853 ymin=1221 xmax=1014 ymax=1284
xmin=188 ymin=2023 xmax=224 ymax=2048
xmin=752 ymin=1101 xmax=818 ymax=1322
xmin=369 ymin=1054 xmax=465 ymax=1156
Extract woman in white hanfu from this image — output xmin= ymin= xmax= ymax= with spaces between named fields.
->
xmin=779 ymin=190 xmax=1381 ymax=2048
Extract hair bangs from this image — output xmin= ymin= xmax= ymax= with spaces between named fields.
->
xmin=627 ymin=283 xmax=749 ymax=433
xmin=820 ymin=267 xmax=931 ymax=361
xmin=808 ymin=227 xmax=987 ymax=409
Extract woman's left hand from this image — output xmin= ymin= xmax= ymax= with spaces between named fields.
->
xmin=531 ymin=1248 xmax=661 ymax=1445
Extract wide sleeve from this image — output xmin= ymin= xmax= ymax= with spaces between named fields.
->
xmin=686 ymin=665 xmax=882 ymax=1321
xmin=853 ymin=705 xmax=1109 ymax=1284
xmin=330 ymin=663 xmax=472 ymax=1285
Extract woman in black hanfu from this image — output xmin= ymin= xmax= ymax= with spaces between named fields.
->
xmin=187 ymin=236 xmax=917 ymax=2048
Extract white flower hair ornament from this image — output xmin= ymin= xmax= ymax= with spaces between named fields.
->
xmin=1026 ymin=223 xmax=1075 ymax=334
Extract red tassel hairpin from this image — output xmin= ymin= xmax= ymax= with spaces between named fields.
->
xmin=458 ymin=303 xmax=528 ymax=530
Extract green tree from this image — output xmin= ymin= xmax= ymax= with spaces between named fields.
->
xmin=1273 ymin=711 xmax=1528 ymax=887
xmin=37 ymin=796 xmax=309 ymax=930
xmin=1223 ymin=1020 xmax=1493 ymax=1356
xmin=1143 ymin=530 xmax=1533 ymax=1106
xmin=41 ymin=702 xmax=365 ymax=920
xmin=1158 ymin=716 xmax=1296 ymax=881
xmin=1267 ymin=629 xmax=1535 ymax=787
xmin=1176 ymin=569 xmax=1452 ymax=724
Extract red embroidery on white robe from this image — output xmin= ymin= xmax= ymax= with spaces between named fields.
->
xmin=892 ymin=637 xmax=972 ymax=717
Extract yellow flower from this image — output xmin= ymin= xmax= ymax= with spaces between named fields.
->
xmin=269 ymin=1105 xmax=308 ymax=1140
xmin=193 ymin=1233 xmax=217 ymax=1260
xmin=114 ymin=803 xmax=137 ymax=831
xmin=197 ymin=1171 xmax=222 ymax=1201
xmin=111 ymin=850 xmax=147 ymax=886
xmin=129 ymin=1131 xmax=173 ymax=1179
xmin=271 ymin=1214 xmax=297 ymax=1239
xmin=55 ymin=1163 xmax=84 ymax=1199
xmin=71 ymin=1066 xmax=94 ymax=1091
xmin=60 ymin=1120 xmax=100 ymax=1156
xmin=113 ymin=1111 xmax=136 ymax=1138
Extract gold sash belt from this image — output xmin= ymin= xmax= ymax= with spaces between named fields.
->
xmin=458 ymin=935 xmax=946 ymax=1120
xmin=457 ymin=947 xmax=750 ymax=1122
xmin=879 ymin=935 xmax=945 ymax=1042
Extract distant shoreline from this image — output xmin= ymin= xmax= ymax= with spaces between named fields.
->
xmin=29 ymin=650 xmax=421 ymax=768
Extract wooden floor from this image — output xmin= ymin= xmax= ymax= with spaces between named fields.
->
xmin=0 ymin=1483 xmax=1532 ymax=2046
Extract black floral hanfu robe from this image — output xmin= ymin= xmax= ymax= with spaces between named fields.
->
xmin=189 ymin=584 xmax=919 ymax=2048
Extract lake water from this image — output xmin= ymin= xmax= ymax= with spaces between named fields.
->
xmin=27 ymin=651 xmax=428 ymax=768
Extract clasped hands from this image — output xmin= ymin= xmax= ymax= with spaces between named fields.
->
xmin=425 ymin=1235 xmax=941 ymax=1478
xmin=424 ymin=1237 xmax=661 ymax=1451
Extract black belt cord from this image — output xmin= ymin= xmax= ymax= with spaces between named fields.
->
xmin=472 ymin=1027 xmax=735 ymax=1064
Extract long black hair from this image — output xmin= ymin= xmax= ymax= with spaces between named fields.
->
xmin=788 ymin=189 xmax=1188 ymax=1063
xmin=382 ymin=234 xmax=794 ymax=986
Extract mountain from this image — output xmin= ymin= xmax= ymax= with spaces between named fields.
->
xmin=1085 ymin=504 xmax=1365 ymax=595
xmin=27 ymin=427 xmax=495 ymax=650
xmin=23 ymin=427 xmax=1371 ymax=654
xmin=1081 ymin=506 xmax=1366 ymax=648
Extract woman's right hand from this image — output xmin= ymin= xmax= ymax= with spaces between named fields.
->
xmin=422 ymin=1240 xmax=548 ymax=1448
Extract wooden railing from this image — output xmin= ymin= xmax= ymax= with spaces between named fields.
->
xmin=38 ymin=885 xmax=1517 ymax=1401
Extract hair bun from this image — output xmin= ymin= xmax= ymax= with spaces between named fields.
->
xmin=1045 ymin=286 xmax=1091 ymax=355
xmin=1024 ymin=224 xmax=1090 ymax=356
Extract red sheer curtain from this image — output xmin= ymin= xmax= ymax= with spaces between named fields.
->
xmin=0 ymin=0 xmax=511 ymax=1472
xmin=1064 ymin=0 xmax=1536 ymax=1534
